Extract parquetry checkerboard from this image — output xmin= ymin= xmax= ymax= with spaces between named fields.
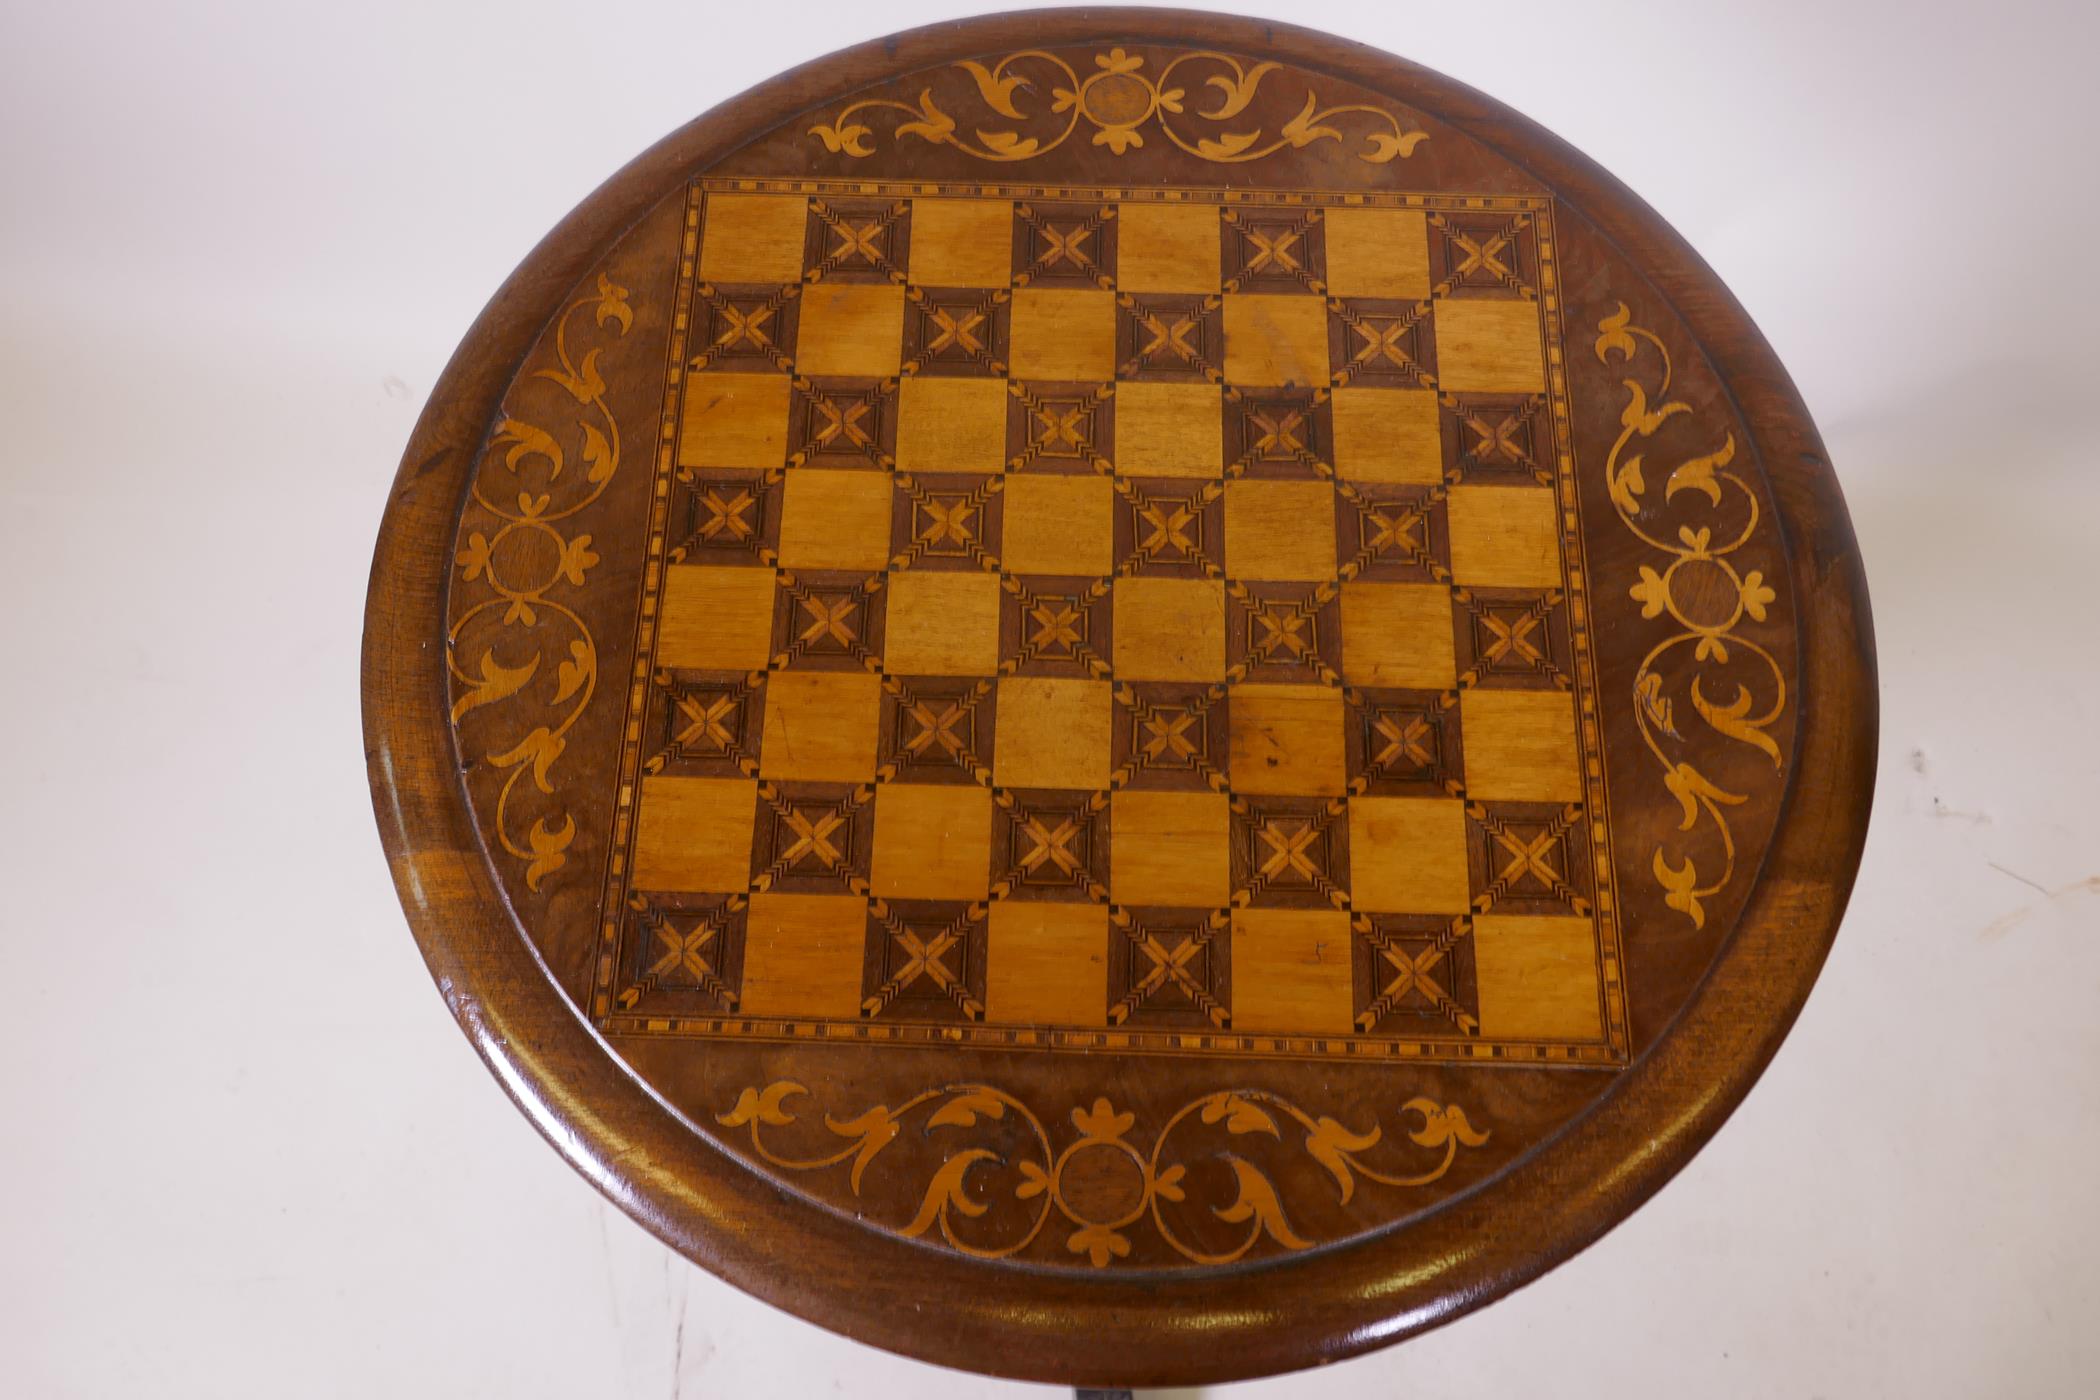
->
xmin=592 ymin=178 xmax=1628 ymax=1064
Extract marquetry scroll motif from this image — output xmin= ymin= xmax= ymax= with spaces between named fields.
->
xmin=719 ymin=1080 xmax=1487 ymax=1268
xmin=808 ymin=48 xmax=1429 ymax=165
xmin=448 ymin=274 xmax=635 ymax=890
xmin=1593 ymin=304 xmax=1787 ymax=928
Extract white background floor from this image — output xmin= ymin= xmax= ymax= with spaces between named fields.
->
xmin=4 ymin=1 xmax=2097 ymax=1395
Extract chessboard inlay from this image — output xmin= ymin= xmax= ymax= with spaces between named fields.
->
xmin=589 ymin=177 xmax=1629 ymax=1065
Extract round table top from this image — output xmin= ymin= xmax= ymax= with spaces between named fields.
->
xmin=363 ymin=9 xmax=1876 ymax=1387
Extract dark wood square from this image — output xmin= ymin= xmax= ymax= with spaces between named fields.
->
xmin=1007 ymin=381 xmax=1114 ymax=473
xmin=1111 ymin=478 xmax=1225 ymax=578
xmin=1452 ymin=587 xmax=1572 ymax=690
xmin=616 ymin=892 xmax=748 ymax=1016
xmin=1106 ymin=908 xmax=1232 ymax=1030
xmin=1013 ymin=200 xmax=1116 ymax=288
xmin=804 ymin=196 xmax=912 ymax=283
xmin=786 ymin=377 xmax=898 ymax=470
xmin=1350 ymin=914 xmax=1478 ymax=1036
xmin=1225 ymin=389 xmax=1332 ymax=479
xmin=1222 ymin=208 xmax=1327 ymax=294
xmin=902 ymin=287 xmax=1011 ymax=376
xmin=998 ymin=575 xmax=1113 ymax=679
xmin=1114 ymin=293 xmax=1224 ymax=380
xmin=1230 ymin=796 xmax=1351 ymax=909
xmin=1467 ymin=800 xmax=1594 ymax=916
xmin=1226 ymin=582 xmax=1342 ymax=686
xmin=991 ymin=789 xmax=1111 ymax=903
xmin=646 ymin=668 xmax=765 ymax=778
xmin=688 ymin=282 xmax=800 ymax=374
xmin=1111 ymin=682 xmax=1228 ymax=791
xmin=890 ymin=472 xmax=1004 ymax=571
xmin=875 ymin=677 xmax=997 ymax=786
xmin=1427 ymin=209 xmax=1540 ymax=298
xmin=1344 ymin=687 xmax=1462 ymax=797
xmin=1329 ymin=297 xmax=1436 ymax=389
xmin=1334 ymin=483 xmax=1450 ymax=582
xmin=770 ymin=568 xmax=887 ymax=671
xmin=749 ymin=781 xmax=877 ymax=895
xmin=668 ymin=467 xmax=782 ymax=565
xmin=1440 ymin=393 xmax=1554 ymax=485
xmin=861 ymin=898 xmax=988 ymax=1022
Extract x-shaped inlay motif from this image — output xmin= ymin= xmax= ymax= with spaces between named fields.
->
xmin=1016 ymin=813 xmax=1085 ymax=877
xmin=1369 ymin=710 xmax=1435 ymax=771
xmin=779 ymin=807 xmax=846 ymax=869
xmin=648 ymin=917 xmax=720 ymax=982
xmin=698 ymin=487 xmax=756 ymax=541
xmin=1252 ymin=602 xmax=1316 ymax=660
xmin=1111 ymin=921 xmax=1227 ymax=1027
xmin=1462 ymin=410 xmax=1531 ymax=465
xmin=1135 ymin=501 xmax=1198 ymax=558
xmin=1254 ymin=817 xmax=1325 ymax=884
xmin=807 ymin=395 xmax=874 ymax=451
xmin=795 ymin=594 xmax=859 ymax=649
xmin=712 ymin=303 xmax=774 ymax=351
xmin=924 ymin=306 xmax=986 ymax=356
xmin=672 ymin=692 xmax=740 ymax=752
xmin=1244 ymin=228 xmax=1303 ymax=275
xmin=902 ymin=699 xmax=971 ymax=759
xmin=1479 ymin=609 xmax=1545 ymax=666
xmin=1032 ymin=404 xmax=1091 ymax=452
xmin=1139 ymin=708 xmax=1199 ymax=762
xmin=916 ymin=497 xmax=977 ymax=549
xmin=1134 ymin=310 xmax=1203 ymax=364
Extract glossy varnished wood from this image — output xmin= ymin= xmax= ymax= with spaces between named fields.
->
xmin=363 ymin=9 xmax=1876 ymax=1386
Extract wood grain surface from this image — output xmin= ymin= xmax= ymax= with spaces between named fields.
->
xmin=362 ymin=8 xmax=1875 ymax=1386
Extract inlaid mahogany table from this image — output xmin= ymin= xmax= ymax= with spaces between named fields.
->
xmin=363 ymin=10 xmax=1876 ymax=1387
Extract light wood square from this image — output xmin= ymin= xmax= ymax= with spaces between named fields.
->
xmin=699 ymin=194 xmax=807 ymax=285
xmin=870 ymin=782 xmax=993 ymax=900
xmin=1446 ymin=484 xmax=1562 ymax=587
xmin=1433 ymin=298 xmax=1546 ymax=393
xmin=630 ymin=776 xmax=757 ymax=893
xmin=1228 ymin=683 xmax=1346 ymax=795
xmin=1331 ymin=387 xmax=1441 ymax=483
xmin=680 ymin=372 xmax=790 ymax=469
xmin=1230 ymin=908 xmax=1353 ymax=1033
xmin=658 ymin=564 xmax=777 ymax=671
xmin=1010 ymin=288 xmax=1116 ymax=381
xmin=1339 ymin=582 xmax=1457 ymax=689
xmin=885 ymin=571 xmax=1001 ymax=675
xmin=1460 ymin=690 xmax=1582 ymax=802
xmin=1223 ymin=294 xmax=1330 ymax=387
xmin=759 ymin=670 xmax=881 ymax=781
xmin=994 ymin=677 xmax=1112 ymax=790
xmin=1323 ymin=208 xmax=1430 ymax=299
xmin=1347 ymin=796 xmax=1470 ymax=913
xmin=777 ymin=469 xmax=894 ymax=571
xmin=909 ymin=198 xmax=1014 ymax=288
xmin=896 ymin=376 xmax=1009 ymax=471
xmin=1002 ymin=474 xmax=1113 ymax=575
xmin=986 ymin=902 xmax=1108 ymax=1026
xmin=1111 ymin=790 xmax=1230 ymax=907
xmin=1115 ymin=382 xmax=1223 ymax=477
xmin=1111 ymin=577 xmax=1224 ymax=681
xmin=794 ymin=283 xmax=905 ymax=378
xmin=1473 ymin=914 xmax=1603 ymax=1040
xmin=1223 ymin=480 xmax=1337 ymax=581
xmin=1117 ymin=203 xmax=1221 ymax=293
xmin=741 ymin=892 xmax=868 ymax=1019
